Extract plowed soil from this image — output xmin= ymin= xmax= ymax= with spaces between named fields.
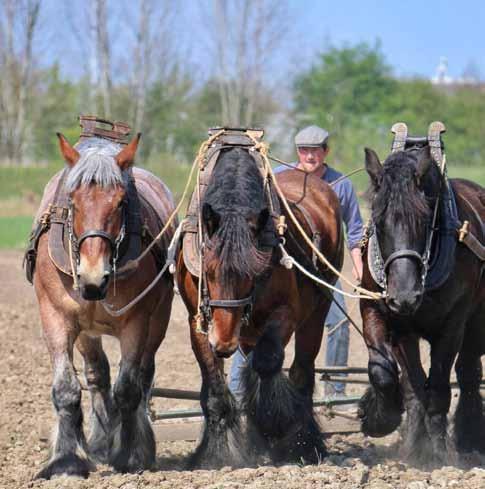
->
xmin=1 ymin=250 xmax=485 ymax=489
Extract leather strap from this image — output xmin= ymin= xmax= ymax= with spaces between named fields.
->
xmin=209 ymin=296 xmax=253 ymax=308
xmin=383 ymin=249 xmax=424 ymax=272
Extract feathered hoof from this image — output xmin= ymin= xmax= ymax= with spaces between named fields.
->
xmin=358 ymin=386 xmax=402 ymax=437
xmin=187 ymin=423 xmax=254 ymax=470
xmin=35 ymin=453 xmax=94 ymax=480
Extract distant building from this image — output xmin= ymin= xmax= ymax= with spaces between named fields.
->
xmin=431 ymin=56 xmax=485 ymax=93
xmin=431 ymin=57 xmax=453 ymax=85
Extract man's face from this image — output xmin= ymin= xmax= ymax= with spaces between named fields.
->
xmin=296 ymin=146 xmax=329 ymax=174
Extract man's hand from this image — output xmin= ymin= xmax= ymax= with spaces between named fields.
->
xmin=350 ymin=247 xmax=363 ymax=284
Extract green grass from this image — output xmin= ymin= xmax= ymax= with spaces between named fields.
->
xmin=447 ymin=165 xmax=485 ymax=186
xmin=0 ymin=161 xmax=483 ymax=249
xmin=0 ymin=216 xmax=33 ymax=249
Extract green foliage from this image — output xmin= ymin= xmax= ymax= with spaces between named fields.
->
xmin=0 ymin=216 xmax=32 ymax=249
xmin=294 ymin=41 xmax=485 ymax=171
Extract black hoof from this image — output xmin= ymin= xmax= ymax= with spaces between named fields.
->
xmin=358 ymin=386 xmax=403 ymax=437
xmin=35 ymin=454 xmax=93 ymax=480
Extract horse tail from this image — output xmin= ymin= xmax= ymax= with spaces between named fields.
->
xmin=242 ymin=322 xmax=325 ymax=464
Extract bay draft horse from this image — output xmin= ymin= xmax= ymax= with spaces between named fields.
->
xmin=359 ymin=145 xmax=485 ymax=465
xmin=31 ymin=134 xmax=175 ymax=478
xmin=177 ymin=147 xmax=343 ymax=467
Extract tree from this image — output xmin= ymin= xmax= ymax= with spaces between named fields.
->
xmin=0 ymin=0 xmax=42 ymax=164
xmin=202 ymin=0 xmax=289 ymax=127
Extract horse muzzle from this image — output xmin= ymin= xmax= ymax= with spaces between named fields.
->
xmin=208 ymin=334 xmax=239 ymax=358
xmin=386 ymin=290 xmax=423 ymax=316
xmin=77 ymin=257 xmax=111 ymax=300
xmin=79 ymin=274 xmax=110 ymax=300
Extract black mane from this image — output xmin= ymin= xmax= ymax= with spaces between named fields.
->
xmin=370 ymin=150 xmax=441 ymax=239
xmin=203 ymin=147 xmax=271 ymax=291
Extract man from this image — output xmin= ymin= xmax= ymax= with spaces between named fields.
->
xmin=228 ymin=125 xmax=364 ymax=399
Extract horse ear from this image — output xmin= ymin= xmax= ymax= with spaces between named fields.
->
xmin=364 ymin=148 xmax=383 ymax=187
xmin=57 ymin=133 xmax=80 ymax=167
xmin=416 ymin=145 xmax=434 ymax=181
xmin=115 ymin=133 xmax=141 ymax=170
xmin=202 ymin=203 xmax=220 ymax=237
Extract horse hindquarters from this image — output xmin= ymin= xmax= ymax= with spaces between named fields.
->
xmin=243 ymin=321 xmax=325 ymax=464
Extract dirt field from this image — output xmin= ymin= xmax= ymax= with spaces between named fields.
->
xmin=2 ymin=250 xmax=485 ymax=488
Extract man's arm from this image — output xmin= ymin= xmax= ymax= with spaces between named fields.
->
xmin=350 ymin=246 xmax=363 ymax=283
xmin=340 ymin=180 xmax=364 ymax=282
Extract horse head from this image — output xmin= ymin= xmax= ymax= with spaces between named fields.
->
xmin=365 ymin=145 xmax=440 ymax=315
xmin=58 ymin=133 xmax=141 ymax=300
xmin=202 ymin=147 xmax=273 ymax=357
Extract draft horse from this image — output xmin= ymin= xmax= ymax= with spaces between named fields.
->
xmin=177 ymin=140 xmax=343 ymax=467
xmin=27 ymin=133 xmax=176 ymax=478
xmin=359 ymin=133 xmax=485 ymax=465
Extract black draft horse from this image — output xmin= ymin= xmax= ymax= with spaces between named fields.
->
xmin=359 ymin=145 xmax=485 ymax=464
xmin=177 ymin=146 xmax=343 ymax=467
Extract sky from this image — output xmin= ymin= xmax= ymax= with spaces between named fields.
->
xmin=41 ymin=0 xmax=485 ymax=83
xmin=289 ymin=0 xmax=485 ymax=80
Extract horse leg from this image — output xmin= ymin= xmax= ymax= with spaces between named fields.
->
xmin=245 ymin=313 xmax=324 ymax=464
xmin=189 ymin=317 xmax=248 ymax=468
xmin=36 ymin=302 xmax=92 ymax=479
xmin=109 ymin=318 xmax=155 ymax=472
xmin=76 ymin=333 xmax=113 ymax=464
xmin=392 ymin=334 xmax=430 ymax=463
xmin=453 ymin=316 xmax=485 ymax=453
xmin=358 ymin=305 xmax=403 ymax=437
xmin=424 ymin=331 xmax=462 ymax=464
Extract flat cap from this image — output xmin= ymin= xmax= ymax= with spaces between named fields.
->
xmin=294 ymin=125 xmax=329 ymax=147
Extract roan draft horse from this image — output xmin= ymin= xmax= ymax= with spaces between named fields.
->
xmin=359 ymin=122 xmax=485 ymax=465
xmin=177 ymin=130 xmax=343 ymax=467
xmin=26 ymin=130 xmax=176 ymax=478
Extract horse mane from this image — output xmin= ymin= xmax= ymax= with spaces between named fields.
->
xmin=203 ymin=147 xmax=272 ymax=291
xmin=65 ymin=137 xmax=126 ymax=191
xmin=370 ymin=150 xmax=439 ymax=239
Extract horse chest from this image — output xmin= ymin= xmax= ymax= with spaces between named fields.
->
xmin=78 ymin=313 xmax=116 ymax=336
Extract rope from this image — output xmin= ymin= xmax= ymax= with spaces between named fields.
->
xmin=278 ymin=244 xmax=377 ymax=300
xmin=246 ymin=134 xmax=384 ymax=300
xmin=267 ymin=153 xmax=365 ymax=188
xmin=101 ymin=219 xmax=184 ymax=317
xmin=113 ymin=130 xmax=226 ymax=275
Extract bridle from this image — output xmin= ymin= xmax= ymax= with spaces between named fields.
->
xmin=198 ymin=283 xmax=254 ymax=336
xmin=67 ymin=197 xmax=127 ymax=276
xmin=371 ymin=179 xmax=442 ymax=294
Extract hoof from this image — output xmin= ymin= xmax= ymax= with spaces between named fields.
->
xmin=109 ymin=441 xmax=155 ymax=473
xmin=358 ymin=386 xmax=402 ymax=437
xmin=88 ymin=441 xmax=110 ymax=465
xmin=35 ymin=454 xmax=93 ymax=480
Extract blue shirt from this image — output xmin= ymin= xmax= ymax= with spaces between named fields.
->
xmin=274 ymin=163 xmax=363 ymax=250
